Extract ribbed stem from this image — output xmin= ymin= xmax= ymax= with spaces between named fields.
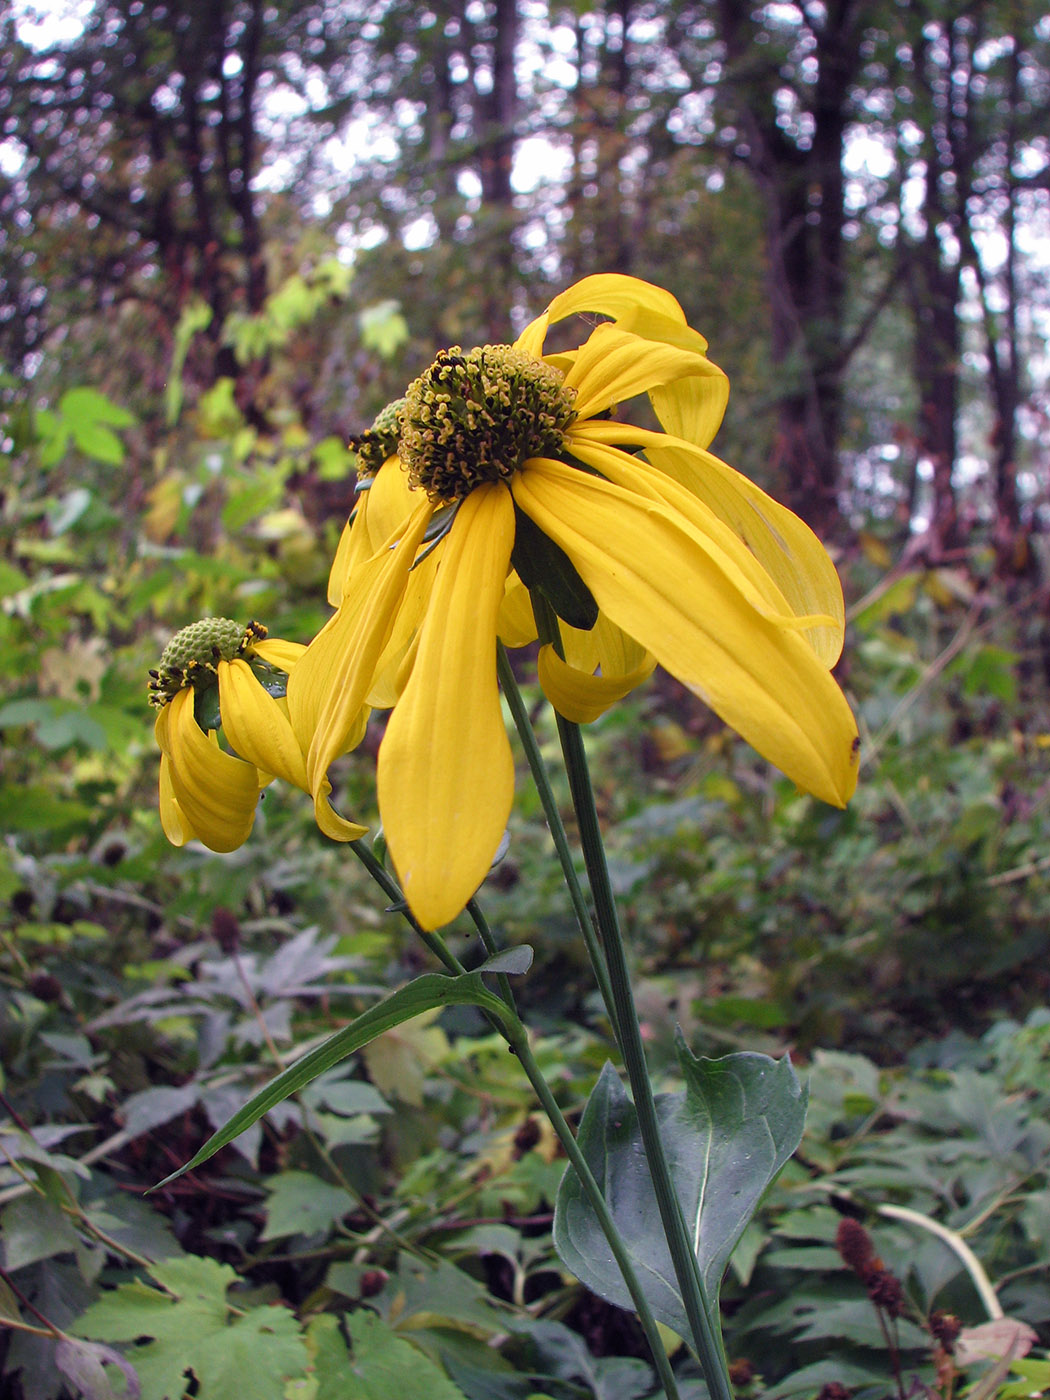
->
xmin=496 ymin=643 xmax=619 ymax=1036
xmin=530 ymin=593 xmax=733 ymax=1400
xmin=349 ymin=840 xmax=682 ymax=1400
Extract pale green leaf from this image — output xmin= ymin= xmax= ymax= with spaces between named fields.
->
xmin=260 ymin=1171 xmax=352 ymax=1242
xmin=76 ymin=1255 xmax=308 ymax=1400
xmin=306 ymin=1312 xmax=467 ymax=1400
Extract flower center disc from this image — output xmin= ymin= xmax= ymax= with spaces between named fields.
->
xmin=398 ymin=344 xmax=576 ymax=503
xmin=148 ymin=618 xmax=265 ymax=708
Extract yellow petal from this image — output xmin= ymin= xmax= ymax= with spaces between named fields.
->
xmin=218 ymin=659 xmax=310 ymax=791
xmin=253 ymin=639 xmax=306 ymax=671
xmin=515 ymin=274 xmax=706 ymax=362
xmin=155 ymin=688 xmax=260 ymax=851
xmin=312 ymin=771 xmax=369 ymax=842
xmin=538 ymin=643 xmax=656 ymax=724
xmin=563 ymin=324 xmax=725 ymax=422
xmin=565 ymin=431 xmax=838 ymax=647
xmin=497 ymin=576 xmax=538 ymax=648
xmin=157 ymin=749 xmax=191 ymax=846
xmin=289 ymin=500 xmax=432 ymax=761
xmin=289 ymin=500 xmax=434 ymax=835
xmin=367 ymin=546 xmax=441 ymax=707
xmin=327 ymin=516 xmax=357 ymax=606
xmin=513 ymin=459 xmax=858 ymax=807
xmin=649 ymin=375 xmax=729 ymax=452
xmin=583 ymin=299 xmax=729 ymax=447
xmin=377 ymin=483 xmax=516 ymax=930
xmin=591 ymin=613 xmax=650 ymax=677
xmin=559 ymin=619 xmax=600 ymax=675
xmin=572 ymin=421 xmax=844 ymax=666
xmin=361 ymin=457 xmax=418 ymax=554
xmin=544 ymin=274 xmax=694 ymax=335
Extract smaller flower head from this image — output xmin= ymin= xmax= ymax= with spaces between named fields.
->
xmin=150 ymin=617 xmax=364 ymax=853
xmin=349 ymin=397 xmax=407 ymax=478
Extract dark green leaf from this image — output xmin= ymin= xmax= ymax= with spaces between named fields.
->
xmin=554 ymin=1047 xmax=807 ymax=1337
xmin=151 ymin=971 xmax=514 ymax=1188
xmin=510 ymin=504 xmax=598 ymax=631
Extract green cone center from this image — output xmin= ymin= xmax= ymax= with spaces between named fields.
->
xmin=398 ymin=345 xmax=576 ymax=502
xmin=350 ymin=397 xmax=406 ymax=478
xmin=148 ymin=619 xmax=266 ymax=708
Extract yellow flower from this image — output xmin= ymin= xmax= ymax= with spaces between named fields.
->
xmin=149 ymin=618 xmax=365 ymax=852
xmin=289 ymin=274 xmax=859 ymax=929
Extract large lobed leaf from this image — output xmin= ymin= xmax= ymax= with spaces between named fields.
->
xmin=554 ymin=1041 xmax=807 ymax=1340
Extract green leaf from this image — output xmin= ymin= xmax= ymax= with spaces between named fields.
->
xmin=152 ymin=971 xmax=515 ymax=1188
xmin=510 ymin=504 xmax=598 ymax=631
xmin=75 ymin=1254 xmax=308 ymax=1400
xmin=764 ymin=1359 xmax=895 ymax=1398
xmin=52 ymin=389 xmax=135 ymax=465
xmin=2 ymin=1194 xmax=80 ymax=1270
xmin=306 ymin=1312 xmax=468 ymax=1400
xmin=59 ymin=387 xmax=135 ymax=429
xmin=553 ymin=1047 xmax=807 ymax=1337
xmin=167 ymin=300 xmax=213 ymax=425
xmin=476 ymin=946 xmax=534 ymax=976
xmin=358 ymin=300 xmax=409 ymax=360
xmin=260 ymin=1171 xmax=352 ymax=1242
xmin=222 ymin=477 xmax=284 ymax=532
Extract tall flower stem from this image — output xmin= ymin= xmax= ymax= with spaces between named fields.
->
xmin=349 ymin=839 xmax=683 ymax=1400
xmin=531 ymin=593 xmax=733 ymax=1400
xmin=496 ymin=643 xmax=619 ymax=1037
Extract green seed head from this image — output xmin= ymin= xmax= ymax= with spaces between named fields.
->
xmin=349 ymin=397 xmax=406 ymax=478
xmin=148 ymin=619 xmax=267 ymax=708
xmin=398 ymin=345 xmax=576 ymax=503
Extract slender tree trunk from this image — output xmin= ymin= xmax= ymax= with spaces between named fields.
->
xmin=715 ymin=0 xmax=862 ymax=535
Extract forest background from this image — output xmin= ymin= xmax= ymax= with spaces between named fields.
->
xmin=1 ymin=1 xmax=1050 ymax=1397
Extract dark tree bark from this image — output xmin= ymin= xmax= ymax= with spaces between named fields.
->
xmin=711 ymin=0 xmax=867 ymax=534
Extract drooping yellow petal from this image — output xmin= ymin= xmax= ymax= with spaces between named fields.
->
xmin=548 ymin=274 xmax=694 ymax=335
xmin=326 ymin=461 xmax=419 ymax=604
xmin=253 ymin=639 xmax=307 ymax=671
xmin=513 ymin=459 xmax=859 ymax=807
xmin=497 ymin=576 xmax=538 ymax=648
xmin=565 ymin=431 xmax=839 ymax=648
xmin=157 ymin=749 xmax=191 ymax=847
xmin=592 ymin=613 xmax=651 ymax=677
xmin=156 ymin=687 xmax=260 ymax=851
xmin=218 ymin=659 xmax=310 ymax=791
xmin=515 ymin=274 xmax=707 ymax=362
xmin=572 ymin=421 xmax=844 ymax=665
xmin=559 ymin=620 xmax=600 ymax=676
xmin=361 ymin=457 xmax=418 ymax=554
xmin=377 ymin=483 xmax=516 ymax=930
xmin=543 ymin=614 xmax=655 ymax=722
xmin=327 ymin=516 xmax=358 ymax=606
xmin=289 ymin=501 xmax=432 ymax=761
xmin=289 ymin=500 xmax=434 ymax=837
xmin=538 ymin=644 xmax=656 ymax=724
xmin=313 ymin=771 xmax=370 ymax=842
xmin=367 ymin=547 xmax=441 ymax=708
xmin=563 ymin=324 xmax=725 ymax=422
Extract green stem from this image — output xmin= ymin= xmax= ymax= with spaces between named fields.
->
xmin=531 ymin=593 xmax=733 ymax=1400
xmin=349 ymin=841 xmax=682 ymax=1400
xmin=496 ymin=643 xmax=619 ymax=1035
